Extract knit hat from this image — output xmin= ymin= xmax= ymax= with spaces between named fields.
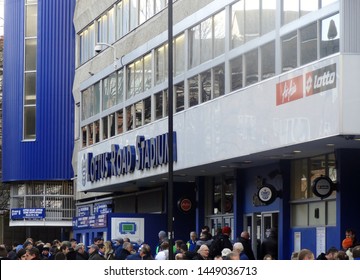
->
xmin=342 ymin=237 xmax=353 ymax=249
xmin=222 ymin=226 xmax=231 ymax=235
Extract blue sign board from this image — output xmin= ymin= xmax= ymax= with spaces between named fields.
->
xmin=11 ymin=208 xmax=46 ymax=220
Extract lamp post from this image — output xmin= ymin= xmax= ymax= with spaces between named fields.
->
xmin=95 ymin=42 xmax=118 ymax=69
xmin=167 ymin=0 xmax=174 ymax=261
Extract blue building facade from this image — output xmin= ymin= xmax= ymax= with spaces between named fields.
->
xmin=3 ymin=0 xmax=76 ymax=240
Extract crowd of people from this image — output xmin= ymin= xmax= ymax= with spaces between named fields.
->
xmin=0 ymin=227 xmax=359 ymax=260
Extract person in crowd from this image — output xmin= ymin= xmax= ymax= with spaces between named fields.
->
xmin=192 ymin=244 xmax=210 ymax=260
xmin=291 ymin=252 xmax=299 ymax=260
xmin=117 ymin=241 xmax=133 ymax=260
xmin=214 ymin=255 xmax=223 ymax=260
xmin=94 ymin=237 xmax=104 ymax=246
xmin=74 ymin=243 xmax=88 ymax=260
xmin=63 ymin=240 xmax=76 ymax=260
xmin=175 ymin=253 xmax=185 ymax=260
xmin=88 ymin=244 xmax=105 ymax=260
xmin=221 ymin=248 xmax=232 ymax=259
xmin=17 ymin=248 xmax=27 ymax=260
xmin=260 ymin=228 xmax=278 ymax=260
xmin=345 ymin=228 xmax=359 ymax=248
xmin=0 ymin=246 xmax=9 ymax=260
xmin=316 ymin=246 xmax=338 ymax=260
xmin=226 ymin=252 xmax=240 ymax=260
xmin=41 ymin=244 xmax=52 ymax=260
xmin=186 ymin=231 xmax=198 ymax=252
xmin=238 ymin=231 xmax=255 ymax=260
xmin=104 ymin=240 xmax=114 ymax=260
xmin=209 ymin=226 xmax=233 ymax=259
xmin=155 ymin=241 xmax=169 ymax=260
xmin=342 ymin=237 xmax=353 ymax=251
xmin=126 ymin=243 xmax=153 ymax=260
xmin=156 ymin=230 xmax=168 ymax=254
xmin=26 ymin=247 xmax=40 ymax=260
xmin=201 ymin=226 xmax=213 ymax=240
xmin=48 ymin=245 xmax=59 ymax=260
xmin=7 ymin=241 xmax=20 ymax=260
xmin=54 ymin=252 xmax=66 ymax=260
xmin=233 ymin=242 xmax=249 ymax=260
xmin=52 ymin=239 xmax=61 ymax=250
xmin=173 ymin=240 xmax=184 ymax=257
xmin=352 ymin=245 xmax=360 ymax=260
xmin=336 ymin=250 xmax=349 ymax=260
xmin=55 ymin=243 xmax=70 ymax=260
xmin=23 ymin=240 xmax=33 ymax=251
xmin=263 ymin=254 xmax=273 ymax=260
xmin=298 ymin=249 xmax=314 ymax=260
xmin=195 ymin=231 xmax=213 ymax=252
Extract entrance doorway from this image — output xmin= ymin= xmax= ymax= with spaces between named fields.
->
xmin=244 ymin=211 xmax=279 ymax=259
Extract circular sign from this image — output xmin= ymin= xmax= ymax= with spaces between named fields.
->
xmin=178 ymin=198 xmax=192 ymax=213
xmin=257 ymin=184 xmax=277 ymax=205
xmin=312 ymin=176 xmax=334 ymax=199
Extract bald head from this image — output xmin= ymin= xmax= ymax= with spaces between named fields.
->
xmin=241 ymin=231 xmax=250 ymax=240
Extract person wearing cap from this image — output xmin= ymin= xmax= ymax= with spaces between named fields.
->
xmin=209 ymin=226 xmax=233 ymax=259
xmin=41 ymin=244 xmax=52 ymax=260
xmin=221 ymin=248 xmax=232 ymax=259
xmin=88 ymin=244 xmax=105 ymax=260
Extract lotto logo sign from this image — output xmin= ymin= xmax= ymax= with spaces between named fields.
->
xmin=305 ymin=63 xmax=336 ymax=96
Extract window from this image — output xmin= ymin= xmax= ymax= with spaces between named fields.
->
xmin=126 ymin=105 xmax=133 ymax=131
xmin=282 ymin=31 xmax=297 ymax=72
xmin=188 ymin=75 xmax=199 ymax=107
xmin=118 ymin=68 xmax=124 ymax=103
xmin=231 ymin=0 xmax=245 ymax=48
xmin=321 ymin=0 xmax=338 ymax=8
xmin=320 ymin=13 xmax=340 ymax=58
xmin=213 ymin=64 xmax=225 ymax=98
xmin=189 ymin=24 xmax=201 ymax=68
xmin=102 ymin=117 xmax=108 ymax=140
xmin=282 ymin=0 xmax=299 ymax=25
xmin=200 ymin=18 xmax=212 ymax=64
xmin=117 ymin=110 xmax=124 ymax=134
xmin=82 ymin=127 xmax=87 ymax=147
xmin=143 ymin=53 xmax=152 ymax=91
xmin=245 ymin=49 xmax=258 ymax=86
xmin=110 ymin=113 xmax=116 ymax=137
xmin=94 ymin=120 xmax=100 ymax=143
xmin=200 ymin=70 xmax=211 ymax=103
xmin=245 ymin=0 xmax=259 ymax=42
xmin=135 ymin=101 xmax=143 ymax=128
xmin=144 ymin=97 xmax=151 ymax=124
xmin=213 ymin=10 xmax=225 ymax=58
xmin=24 ymin=0 xmax=37 ymax=140
xmin=300 ymin=22 xmax=318 ymax=66
xmin=175 ymin=34 xmax=185 ymax=76
xmin=103 ymin=72 xmax=117 ymax=110
xmin=261 ymin=0 xmax=276 ymax=35
xmin=140 ymin=0 xmax=155 ymax=24
xmin=300 ymin=0 xmax=318 ymax=17
xmin=231 ymin=55 xmax=243 ymax=91
xmin=155 ymin=91 xmax=163 ymax=120
xmin=155 ymin=44 xmax=168 ymax=85
xmin=175 ymin=82 xmax=184 ymax=113
xmin=261 ymin=41 xmax=275 ymax=80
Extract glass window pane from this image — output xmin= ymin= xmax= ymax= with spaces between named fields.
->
xmin=144 ymin=97 xmax=151 ymax=124
xmin=291 ymin=159 xmax=309 ymax=200
xmin=135 ymin=101 xmax=143 ymax=128
xmin=245 ymin=0 xmax=259 ymax=42
xmin=116 ymin=2 xmax=124 ymax=39
xmin=327 ymin=200 xmax=336 ymax=225
xmin=213 ymin=64 xmax=225 ymax=98
xmin=25 ymin=4 xmax=37 ymax=37
xmin=320 ymin=13 xmax=340 ymax=58
xmin=231 ymin=55 xmax=243 ymax=91
xmin=155 ymin=45 xmax=167 ymax=85
xmin=164 ymin=90 xmax=168 ymax=117
xmin=25 ymin=39 xmax=37 ymax=71
xmin=117 ymin=110 xmax=123 ymax=134
xmin=155 ymin=0 xmax=166 ymax=13
xmin=94 ymin=120 xmax=100 ymax=143
xmin=108 ymin=8 xmax=115 ymax=43
xmin=175 ymin=34 xmax=185 ymax=76
xmin=117 ymin=69 xmax=124 ymax=103
xmin=300 ymin=0 xmax=318 ymax=17
xmin=81 ymin=88 xmax=90 ymax=120
xmin=321 ymin=0 xmax=337 ymax=8
xmin=300 ymin=22 xmax=318 ymax=66
xmin=261 ymin=41 xmax=275 ymax=80
xmin=24 ymin=72 xmax=36 ymax=105
xmin=261 ymin=0 xmax=276 ymax=35
xmin=188 ymin=75 xmax=199 ymax=107
xmin=283 ymin=0 xmax=299 ymax=25
xmin=134 ymin=58 xmax=143 ymax=94
xmin=102 ymin=117 xmax=108 ymax=140
xmin=189 ymin=25 xmax=200 ymax=68
xmin=123 ymin=0 xmax=130 ymax=34
xmin=291 ymin=204 xmax=308 ymax=227
xmin=82 ymin=127 xmax=87 ymax=147
xmin=214 ymin=10 xmax=225 ymax=57
xmin=155 ymin=92 xmax=163 ymax=120
xmin=175 ymin=82 xmax=184 ymax=112
xmin=103 ymin=72 xmax=117 ymax=110
xmin=126 ymin=105 xmax=133 ymax=131
xmin=88 ymin=123 xmax=93 ymax=145
xmin=93 ymin=82 xmax=101 ymax=115
xmin=200 ymin=70 xmax=211 ymax=103
xmin=127 ymin=62 xmax=135 ymax=99
xmin=130 ymin=0 xmax=138 ymax=30
xmin=245 ymin=49 xmax=258 ymax=86
xmin=282 ymin=31 xmax=297 ymax=73
xmin=110 ymin=113 xmax=116 ymax=137
xmin=200 ymin=18 xmax=212 ymax=63
xmin=144 ymin=53 xmax=152 ymax=91
xmin=24 ymin=106 xmax=36 ymax=140
xmin=231 ymin=0 xmax=245 ymax=48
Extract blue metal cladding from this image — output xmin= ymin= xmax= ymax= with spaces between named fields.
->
xmin=2 ymin=0 xmax=76 ymax=182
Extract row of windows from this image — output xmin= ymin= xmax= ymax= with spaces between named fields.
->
xmin=79 ymin=0 xmax=169 ymax=64
xmin=80 ymin=3 xmax=340 ymax=148
xmin=24 ymin=0 xmax=37 ymax=140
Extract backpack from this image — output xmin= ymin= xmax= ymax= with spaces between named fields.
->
xmin=209 ymin=235 xmax=232 ymax=258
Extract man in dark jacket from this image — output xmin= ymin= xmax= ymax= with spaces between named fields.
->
xmin=261 ymin=228 xmax=278 ymax=260
xmin=239 ymin=231 xmax=255 ymax=260
xmin=116 ymin=242 xmax=133 ymax=260
xmin=209 ymin=226 xmax=233 ymax=259
xmin=316 ymin=247 xmax=338 ymax=260
xmin=88 ymin=244 xmax=105 ymax=260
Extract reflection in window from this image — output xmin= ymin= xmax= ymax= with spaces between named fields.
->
xmin=245 ymin=49 xmax=258 ymax=86
xmin=261 ymin=41 xmax=275 ymax=80
xmin=118 ymin=68 xmax=124 ymax=103
xmin=144 ymin=97 xmax=151 ymax=124
xmin=103 ymin=72 xmax=117 ymax=110
xmin=117 ymin=110 xmax=123 ymax=134
xmin=94 ymin=120 xmax=100 ymax=143
xmin=135 ymin=101 xmax=143 ymax=128
xmin=155 ymin=91 xmax=163 ymax=120
xmin=82 ymin=127 xmax=87 ymax=147
xmin=282 ymin=0 xmax=299 ymax=25
xmin=110 ymin=113 xmax=116 ymax=137
xmin=213 ymin=64 xmax=225 ymax=98
xmin=144 ymin=53 xmax=152 ymax=91
xmin=188 ymin=75 xmax=199 ymax=107
xmin=320 ymin=14 xmax=340 ymax=58
xmin=200 ymin=18 xmax=212 ymax=64
xmin=214 ymin=10 xmax=225 ymax=58
xmin=321 ymin=0 xmax=338 ymax=8
xmin=300 ymin=0 xmax=318 ymax=17
xmin=261 ymin=0 xmax=276 ymax=35
xmin=282 ymin=31 xmax=298 ymax=72
xmin=231 ymin=0 xmax=244 ymax=48
xmin=231 ymin=55 xmax=243 ymax=91
xmin=175 ymin=34 xmax=185 ymax=76
xmin=200 ymin=70 xmax=211 ymax=103
xmin=175 ymin=82 xmax=184 ymax=113
xmin=189 ymin=25 xmax=201 ymax=68
xmin=88 ymin=123 xmax=93 ymax=145
xmin=102 ymin=117 xmax=108 ymax=140
xmin=213 ymin=177 xmax=234 ymax=214
xmin=245 ymin=0 xmax=259 ymax=42
xmin=300 ymin=22 xmax=318 ymax=65
xmin=155 ymin=44 xmax=168 ymax=85
xmin=126 ymin=105 xmax=133 ymax=131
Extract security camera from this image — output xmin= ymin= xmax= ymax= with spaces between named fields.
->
xmin=94 ymin=45 xmax=102 ymax=53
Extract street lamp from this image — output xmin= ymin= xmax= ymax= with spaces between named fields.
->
xmin=95 ymin=42 xmax=118 ymax=69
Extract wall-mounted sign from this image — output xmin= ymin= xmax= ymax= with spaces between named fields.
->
xmin=257 ymin=184 xmax=278 ymax=205
xmin=11 ymin=208 xmax=46 ymax=220
xmin=312 ymin=176 xmax=335 ymax=199
xmin=177 ymin=197 xmax=192 ymax=213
